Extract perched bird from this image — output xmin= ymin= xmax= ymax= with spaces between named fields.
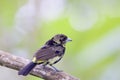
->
xmin=18 ymin=34 xmax=72 ymax=76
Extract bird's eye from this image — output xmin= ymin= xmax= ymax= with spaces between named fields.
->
xmin=62 ymin=37 xmax=67 ymax=41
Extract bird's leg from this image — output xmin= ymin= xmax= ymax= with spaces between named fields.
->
xmin=49 ymin=57 xmax=63 ymax=72
xmin=49 ymin=64 xmax=62 ymax=72
xmin=42 ymin=62 xmax=49 ymax=69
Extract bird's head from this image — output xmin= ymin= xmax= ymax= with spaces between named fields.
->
xmin=52 ymin=34 xmax=72 ymax=45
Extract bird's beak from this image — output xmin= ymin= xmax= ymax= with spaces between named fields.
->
xmin=66 ymin=38 xmax=72 ymax=42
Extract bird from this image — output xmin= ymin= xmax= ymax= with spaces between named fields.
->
xmin=18 ymin=34 xmax=72 ymax=76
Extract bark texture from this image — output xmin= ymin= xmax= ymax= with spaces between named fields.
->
xmin=0 ymin=50 xmax=80 ymax=80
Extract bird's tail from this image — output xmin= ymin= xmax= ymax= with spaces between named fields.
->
xmin=18 ymin=62 xmax=37 ymax=76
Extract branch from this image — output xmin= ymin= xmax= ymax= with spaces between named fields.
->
xmin=0 ymin=50 xmax=80 ymax=80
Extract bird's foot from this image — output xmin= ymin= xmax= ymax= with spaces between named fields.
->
xmin=50 ymin=64 xmax=62 ymax=72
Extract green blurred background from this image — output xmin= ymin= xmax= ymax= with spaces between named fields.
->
xmin=0 ymin=0 xmax=120 ymax=80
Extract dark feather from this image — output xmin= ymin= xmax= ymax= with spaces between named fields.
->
xmin=18 ymin=62 xmax=37 ymax=76
xmin=34 ymin=45 xmax=65 ymax=61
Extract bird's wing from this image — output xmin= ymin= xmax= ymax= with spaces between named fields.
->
xmin=33 ymin=46 xmax=58 ymax=61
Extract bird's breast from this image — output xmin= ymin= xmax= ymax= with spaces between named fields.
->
xmin=48 ymin=56 xmax=61 ymax=64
